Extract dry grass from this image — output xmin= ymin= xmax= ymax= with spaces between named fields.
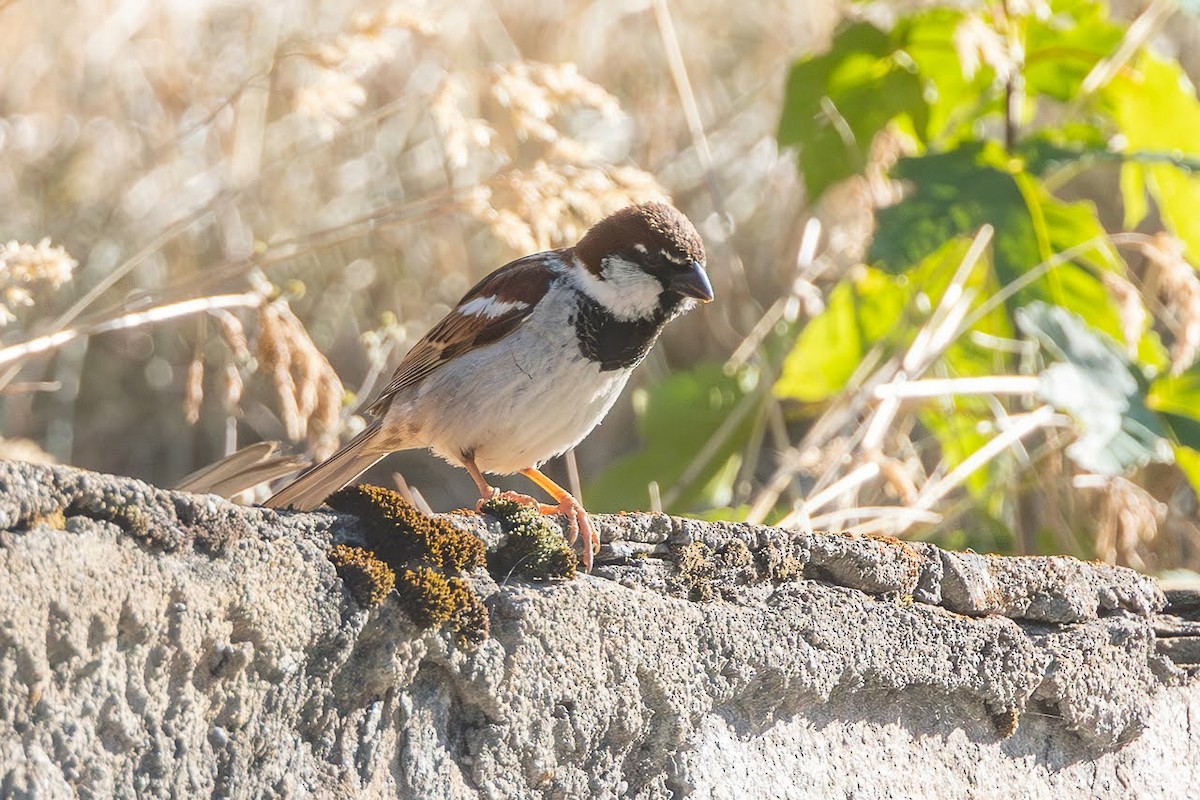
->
xmin=4 ymin=0 xmax=1200 ymax=575
xmin=0 ymin=0 xmax=832 ymax=477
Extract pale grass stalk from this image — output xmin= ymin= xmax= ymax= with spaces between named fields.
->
xmin=914 ymin=405 xmax=1060 ymax=513
xmin=818 ymin=96 xmax=856 ymax=149
xmin=840 ymin=510 xmax=946 ymax=537
xmin=957 ymin=233 xmax=1137 ymax=338
xmin=765 ymin=395 xmax=804 ymax=510
xmin=349 ymin=339 xmax=396 ymax=416
xmin=914 ymin=293 xmax=978 ymax=370
xmin=1072 ymin=475 xmax=1113 ymax=490
xmin=177 ymin=190 xmax=457 ymax=300
xmin=903 ymin=225 xmax=993 ymax=373
xmin=1078 ymin=0 xmax=1175 ymax=97
xmin=0 ymin=292 xmax=264 ymax=369
xmin=392 ymin=472 xmax=434 ymax=516
xmin=860 ymin=226 xmax=990 ymax=452
xmin=648 ymin=480 xmax=663 ymax=514
xmin=564 ymin=448 xmax=582 ymax=504
xmin=733 ymin=391 xmax=771 ymax=496
xmin=829 ymin=406 xmax=1062 ymax=538
xmin=651 ymin=0 xmax=719 ymax=211
xmin=807 ymin=506 xmax=942 ymax=530
xmin=873 ymin=375 xmax=1042 ymax=401
xmin=726 ymin=299 xmax=787 ymax=371
xmin=859 ymin=395 xmax=902 ymax=455
xmin=777 ymin=462 xmax=882 ymax=529
xmin=745 ymin=353 xmax=895 ymax=524
xmin=968 ymin=330 xmax=1038 ymax=355
xmin=745 ymin=448 xmax=802 ymax=524
xmin=727 ymin=218 xmax=824 ymax=371
xmin=224 ymin=415 xmax=238 ymax=458
xmin=408 ymin=485 xmax=435 ymax=517
xmin=0 ymin=381 xmax=60 ymax=394
xmin=391 ymin=472 xmax=418 ymax=506
xmin=0 ymin=206 xmax=221 ymax=393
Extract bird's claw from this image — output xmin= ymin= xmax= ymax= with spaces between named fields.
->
xmin=563 ymin=496 xmax=599 ymax=572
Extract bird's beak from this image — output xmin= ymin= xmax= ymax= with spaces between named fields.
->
xmin=670 ymin=261 xmax=715 ymax=303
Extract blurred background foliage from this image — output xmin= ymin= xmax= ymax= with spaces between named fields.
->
xmin=5 ymin=0 xmax=1200 ymax=577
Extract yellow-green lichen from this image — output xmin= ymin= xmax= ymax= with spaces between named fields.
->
xmin=67 ymin=494 xmax=150 ymax=538
xmin=326 ymin=484 xmax=485 ymax=572
xmin=24 ymin=508 xmax=66 ymax=530
xmin=759 ymin=539 xmax=804 ymax=583
xmin=324 ymin=484 xmax=491 ymax=643
xmin=481 ymin=497 xmax=576 ymax=581
xmin=674 ymin=541 xmax=716 ymax=601
xmin=396 ymin=566 xmax=490 ymax=644
xmin=991 ymin=707 xmax=1020 ymax=738
xmin=673 ymin=538 xmax=769 ymax=602
xmin=327 ymin=544 xmax=395 ymax=608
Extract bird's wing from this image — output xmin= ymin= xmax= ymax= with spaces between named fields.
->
xmin=367 ymin=251 xmax=562 ymax=416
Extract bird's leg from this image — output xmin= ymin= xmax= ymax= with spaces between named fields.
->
xmin=519 ymin=467 xmax=599 ymax=572
xmin=462 ymin=455 xmax=543 ymax=510
xmin=462 ymin=456 xmax=501 ymax=506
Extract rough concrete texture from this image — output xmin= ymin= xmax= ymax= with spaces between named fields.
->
xmin=0 ymin=461 xmax=1197 ymax=798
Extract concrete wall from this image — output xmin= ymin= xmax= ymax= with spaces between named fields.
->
xmin=0 ymin=462 xmax=1196 ymax=798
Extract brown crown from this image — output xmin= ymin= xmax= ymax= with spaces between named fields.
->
xmin=573 ymin=202 xmax=706 ymax=275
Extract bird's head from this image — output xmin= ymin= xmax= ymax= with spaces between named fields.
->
xmin=572 ymin=202 xmax=713 ymax=321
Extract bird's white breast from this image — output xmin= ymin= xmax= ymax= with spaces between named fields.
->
xmin=389 ymin=281 xmax=633 ymax=475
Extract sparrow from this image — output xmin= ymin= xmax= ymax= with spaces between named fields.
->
xmin=264 ymin=201 xmax=713 ymax=570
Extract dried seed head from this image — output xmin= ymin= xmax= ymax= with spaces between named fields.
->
xmin=0 ymin=238 xmax=78 ymax=326
xmin=466 ymin=161 xmax=666 ymax=253
xmin=1137 ymin=234 xmax=1200 ymax=375
xmin=256 ymin=299 xmax=345 ymax=457
xmin=1100 ymin=271 xmax=1146 ymax=358
xmin=183 ymin=356 xmax=205 ymax=425
xmin=291 ymin=6 xmax=434 ymax=139
xmin=220 ymin=363 xmax=243 ymax=414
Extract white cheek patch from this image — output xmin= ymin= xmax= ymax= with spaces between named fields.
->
xmin=458 ymin=296 xmax=529 ymax=318
xmin=573 ymin=254 xmax=663 ymax=321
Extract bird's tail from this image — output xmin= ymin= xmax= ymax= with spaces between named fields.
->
xmin=264 ymin=422 xmax=388 ymax=511
xmin=175 ymin=441 xmax=308 ymax=499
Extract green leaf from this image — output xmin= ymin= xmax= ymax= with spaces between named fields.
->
xmin=871 ymin=144 xmax=1029 ymax=276
xmin=1025 ymin=174 xmax=1119 ymax=274
xmin=1107 ymin=53 xmax=1200 ymax=258
xmin=904 ymin=236 xmax=1017 ymax=377
xmin=1147 ymin=369 xmax=1200 ymax=451
xmin=1173 ymin=446 xmax=1200 ymax=497
xmin=774 ymin=268 xmax=909 ymax=403
xmin=1120 ymin=161 xmax=1148 ymax=229
xmin=1025 ymin=0 xmax=1124 ymax=102
xmin=1014 ymin=131 xmax=1107 ymax=177
xmin=900 ymin=9 xmax=999 ymax=145
xmin=872 ymin=143 xmax=1125 ymax=339
xmin=778 ymin=22 xmax=929 ymax=201
xmin=585 ymin=364 xmax=752 ymax=514
xmin=1017 ymin=302 xmax=1172 ymax=474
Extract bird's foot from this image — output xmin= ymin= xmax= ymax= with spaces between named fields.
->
xmin=483 ymin=490 xmax=598 ymax=571
xmin=553 ymin=493 xmax=598 ymax=572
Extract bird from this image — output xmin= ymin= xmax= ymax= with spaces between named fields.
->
xmin=264 ymin=201 xmax=713 ymax=570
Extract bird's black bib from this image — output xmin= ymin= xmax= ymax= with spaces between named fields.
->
xmin=572 ymin=293 xmax=670 ymax=371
